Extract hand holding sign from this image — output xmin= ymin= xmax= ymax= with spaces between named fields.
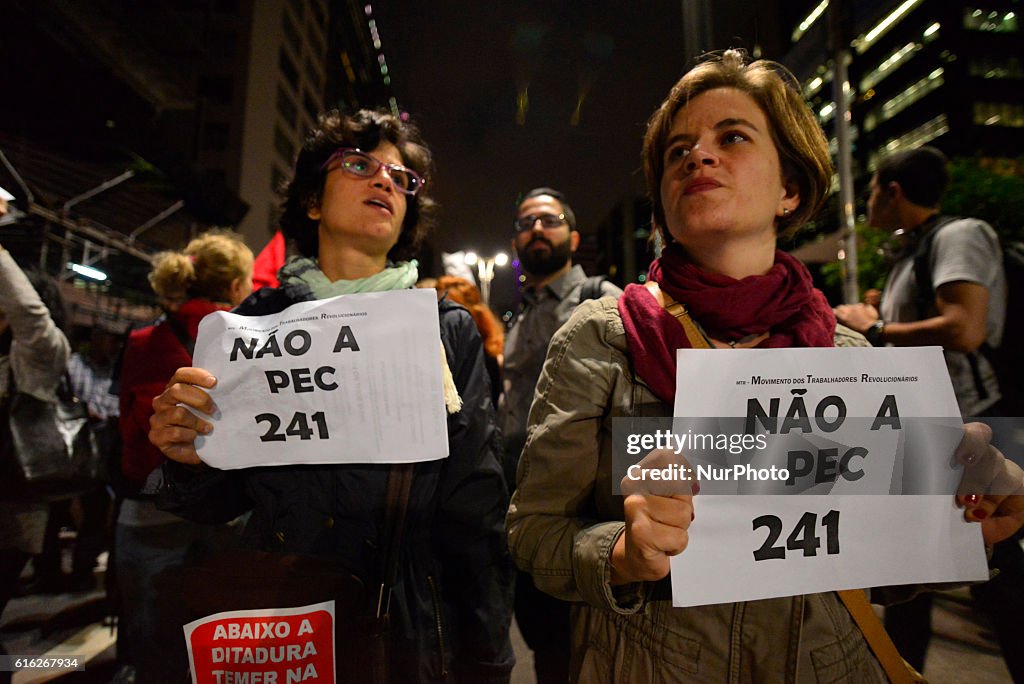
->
xmin=612 ymin=449 xmax=697 ymax=585
xmin=955 ymin=421 xmax=1024 ymax=545
xmin=150 ymin=366 xmax=219 ymax=466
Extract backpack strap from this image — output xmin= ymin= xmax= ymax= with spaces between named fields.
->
xmin=579 ymin=275 xmax=608 ymax=303
xmin=911 ymin=215 xmax=961 ymax=321
xmin=911 ymin=215 xmax=992 ymax=401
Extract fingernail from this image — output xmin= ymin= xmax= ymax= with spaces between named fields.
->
xmin=972 ymin=509 xmax=989 ymax=521
xmin=205 ymin=376 xmax=218 ymax=387
xmin=201 ymin=423 xmax=213 ymax=434
xmin=965 ymin=493 xmax=981 ymax=507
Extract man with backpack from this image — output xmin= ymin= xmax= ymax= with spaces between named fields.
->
xmin=500 ymin=187 xmax=620 ymax=684
xmin=836 ymin=145 xmax=1019 ymax=679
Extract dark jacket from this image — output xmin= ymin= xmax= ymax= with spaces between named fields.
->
xmin=161 ymin=282 xmax=515 ymax=683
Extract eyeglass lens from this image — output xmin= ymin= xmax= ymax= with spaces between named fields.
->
xmin=515 ymin=214 xmax=566 ymax=232
xmin=340 ymin=151 xmax=420 ymax=194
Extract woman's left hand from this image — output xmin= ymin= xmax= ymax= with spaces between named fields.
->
xmin=955 ymin=422 xmax=1024 ymax=545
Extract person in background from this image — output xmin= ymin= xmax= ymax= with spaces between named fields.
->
xmin=835 ymin=145 xmax=1017 ymax=678
xmin=114 ymin=230 xmax=253 ymax=683
xmin=32 ymin=325 xmax=123 ymax=593
xmin=0 ymin=238 xmax=70 ymax=684
xmin=434 ymin=275 xmax=504 ymax=408
xmin=506 ymin=50 xmax=1024 ymax=682
xmin=500 ymin=186 xmax=622 ymax=684
xmin=147 ymin=109 xmax=514 ymax=683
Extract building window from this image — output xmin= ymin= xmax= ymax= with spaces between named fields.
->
xmin=973 ymin=102 xmax=1024 ymax=127
xmin=863 ymin=68 xmax=944 ymax=132
xmin=282 ymin=8 xmax=301 ymax=55
xmin=860 ymin=42 xmax=921 ymax=92
xmin=964 ymin=8 xmax=1018 ymax=32
xmin=279 ymin=48 xmax=299 ymax=91
xmin=276 ymin=86 xmax=298 ymax=129
xmin=868 ymin=114 xmax=949 ymax=171
xmin=274 ymin=126 xmax=296 ymax=163
xmin=309 ymin=0 xmax=327 ymax=29
xmin=199 ymin=76 xmax=234 ymax=105
xmin=305 ymin=55 xmax=323 ymax=91
xmin=303 ymin=89 xmax=319 ymax=123
xmin=969 ymin=57 xmax=1024 ymax=79
xmin=203 ymin=122 xmax=230 ymax=151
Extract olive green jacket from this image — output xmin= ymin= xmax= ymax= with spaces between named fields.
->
xmin=507 ymin=296 xmax=888 ymax=683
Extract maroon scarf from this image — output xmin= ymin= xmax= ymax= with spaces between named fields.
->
xmin=618 ymin=244 xmax=836 ymax=404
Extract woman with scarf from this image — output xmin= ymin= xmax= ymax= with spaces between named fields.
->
xmin=506 ymin=50 xmax=1024 ymax=682
xmin=148 ymin=109 xmax=514 ymax=683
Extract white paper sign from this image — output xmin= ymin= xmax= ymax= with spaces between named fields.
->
xmin=671 ymin=495 xmax=987 ymax=607
xmin=192 ymin=289 xmax=449 ymax=469
xmin=669 ymin=347 xmax=987 ymax=607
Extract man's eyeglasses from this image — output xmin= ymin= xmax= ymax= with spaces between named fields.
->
xmin=321 ymin=148 xmax=425 ymax=196
xmin=513 ymin=213 xmax=568 ymax=233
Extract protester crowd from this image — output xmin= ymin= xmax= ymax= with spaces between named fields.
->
xmin=1 ymin=48 xmax=1023 ymax=684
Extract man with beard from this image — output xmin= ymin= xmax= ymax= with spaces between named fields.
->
xmin=500 ymin=187 xmax=620 ymax=684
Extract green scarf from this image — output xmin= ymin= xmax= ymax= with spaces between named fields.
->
xmin=279 ymin=256 xmax=419 ymax=297
xmin=278 ymin=256 xmax=462 ymax=414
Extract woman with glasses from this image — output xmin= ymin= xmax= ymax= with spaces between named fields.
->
xmin=506 ymin=50 xmax=1024 ymax=682
xmin=148 ymin=109 xmax=514 ymax=683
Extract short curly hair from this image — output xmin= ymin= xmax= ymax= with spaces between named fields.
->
xmin=643 ymin=49 xmax=832 ymax=239
xmin=279 ymin=109 xmax=437 ymax=261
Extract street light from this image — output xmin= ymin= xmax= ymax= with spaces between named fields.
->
xmin=464 ymin=251 xmax=508 ymax=306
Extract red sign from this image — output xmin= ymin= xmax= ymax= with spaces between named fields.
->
xmin=184 ymin=601 xmax=335 ymax=684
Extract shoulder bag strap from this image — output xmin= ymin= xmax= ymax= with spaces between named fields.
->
xmin=376 ymin=463 xmax=414 ymax=619
xmin=645 ymin=282 xmax=712 ymax=349
xmin=838 ymin=589 xmax=926 ymax=684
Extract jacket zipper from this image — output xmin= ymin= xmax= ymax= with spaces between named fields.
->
xmin=427 ymin=574 xmax=449 ymax=679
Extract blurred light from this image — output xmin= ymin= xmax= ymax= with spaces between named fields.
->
xmin=399 ymin=111 xmax=410 ymax=122
xmin=985 ymin=115 xmax=1001 ymax=125
xmin=857 ymin=0 xmax=923 ymax=52
xmin=923 ymin=22 xmax=940 ymax=37
xmin=638 ymin=273 xmax=647 ymax=283
xmin=494 ymin=252 xmax=509 ymax=267
xmin=383 ymin=76 xmax=391 ymax=85
xmin=1007 ymin=12 xmax=1016 ymax=20
xmin=512 ymin=258 xmax=519 ymax=268
xmin=373 ymin=40 xmax=381 ymax=49
xmin=972 ymin=9 xmax=982 ymax=17
xmin=378 ymin=54 xmax=386 ymax=64
xmin=364 ymin=4 xmax=372 ymax=16
xmin=69 ymin=262 xmax=107 ymax=281
xmin=792 ymin=0 xmax=828 ymax=42
xmin=518 ymin=274 xmax=526 ymax=283
xmin=464 ymin=252 xmax=478 ymax=266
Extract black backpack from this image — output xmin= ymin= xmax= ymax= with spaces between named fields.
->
xmin=913 ymin=217 xmax=1023 ymax=416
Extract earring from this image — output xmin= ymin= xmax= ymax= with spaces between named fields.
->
xmin=782 ymin=207 xmax=791 ymax=217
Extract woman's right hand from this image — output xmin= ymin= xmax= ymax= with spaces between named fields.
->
xmin=611 ymin=447 xmax=697 ymax=585
xmin=610 ymin=493 xmax=695 ymax=585
xmin=149 ymin=367 xmax=218 ymax=465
